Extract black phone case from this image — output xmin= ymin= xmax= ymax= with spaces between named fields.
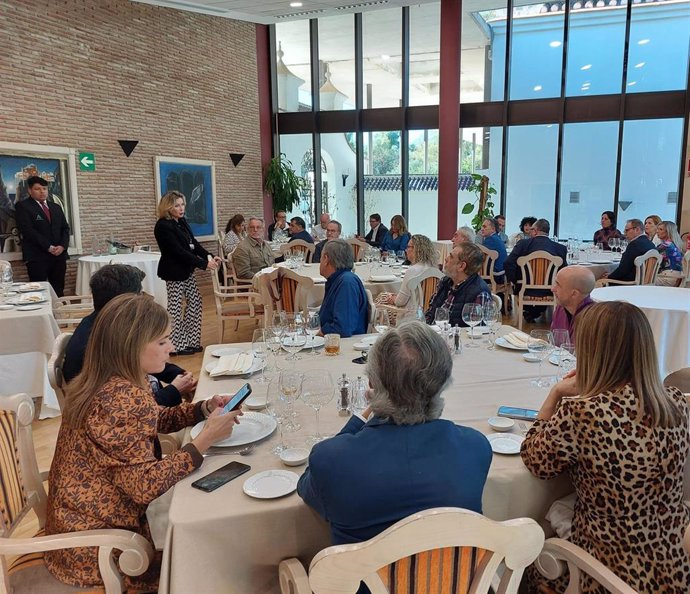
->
xmin=191 ymin=462 xmax=251 ymax=492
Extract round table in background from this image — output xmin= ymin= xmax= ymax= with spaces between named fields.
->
xmin=76 ymin=252 xmax=167 ymax=307
xmin=591 ymin=285 xmax=690 ymax=377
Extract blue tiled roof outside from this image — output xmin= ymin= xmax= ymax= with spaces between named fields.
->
xmin=361 ymin=175 xmax=474 ymax=192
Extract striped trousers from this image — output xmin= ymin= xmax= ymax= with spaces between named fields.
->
xmin=166 ymin=276 xmax=202 ymax=351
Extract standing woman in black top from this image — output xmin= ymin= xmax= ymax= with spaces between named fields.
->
xmin=154 ymin=191 xmax=220 ymax=355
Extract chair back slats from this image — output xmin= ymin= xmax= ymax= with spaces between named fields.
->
xmin=0 ymin=410 xmax=27 ymax=535
xmin=281 ymin=277 xmax=298 ymax=313
xmin=478 ymin=245 xmax=499 ymax=294
xmin=376 ymin=547 xmax=488 ymax=594
xmin=421 ymin=277 xmax=440 ymax=310
xmin=632 ymin=250 xmax=662 ymax=286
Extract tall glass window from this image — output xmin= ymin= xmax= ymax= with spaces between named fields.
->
xmin=626 ymin=0 xmax=690 ymax=93
xmin=559 ymin=122 xmax=619 ymax=240
xmin=363 ymin=131 xmax=402 ymax=228
xmin=465 ymin=1 xmax=508 ymax=103
xmin=565 ymin=5 xmax=626 ymax=96
xmin=409 ymin=3 xmax=440 ymax=106
xmin=505 ymin=124 xmax=559 ymax=231
xmin=320 ymin=132 xmax=358 ymax=235
xmin=275 ymin=21 xmax=311 ymax=112
xmin=363 ymin=9 xmax=402 ymax=108
xmin=278 ymin=134 xmax=314 ymax=225
xmin=318 ymin=15 xmax=355 ymax=110
xmin=408 ymin=129 xmax=439 ymax=239
xmin=618 ymin=118 xmax=683 ymax=224
xmin=509 ymin=4 xmax=565 ymax=100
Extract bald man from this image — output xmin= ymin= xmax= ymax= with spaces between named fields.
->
xmin=312 ymin=213 xmax=331 ymax=241
xmin=550 ymin=265 xmax=596 ymax=343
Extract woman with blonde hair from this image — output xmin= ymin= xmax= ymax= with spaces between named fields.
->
xmin=45 ymin=294 xmax=239 ymax=591
xmin=656 ymin=220 xmax=685 ymax=286
xmin=380 ymin=214 xmax=411 ymax=254
xmin=154 ymin=190 xmax=221 ymax=355
xmin=644 ymin=214 xmax=662 ymax=245
xmin=521 ymin=301 xmax=690 ymax=593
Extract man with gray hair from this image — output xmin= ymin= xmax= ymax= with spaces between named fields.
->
xmin=318 ymin=238 xmax=368 ymax=337
xmin=232 ymin=217 xmax=275 ymax=279
xmin=312 ymin=219 xmax=341 ymax=262
xmin=601 ymin=218 xmax=656 ymax=284
xmin=451 ymin=225 xmax=476 ymax=248
xmin=297 ymin=321 xmax=492 ymax=545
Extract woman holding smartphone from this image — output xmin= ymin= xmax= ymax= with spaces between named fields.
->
xmin=45 ymin=294 xmax=240 ymax=591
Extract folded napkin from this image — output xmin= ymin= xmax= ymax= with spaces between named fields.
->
xmin=210 ymin=352 xmax=253 ymax=377
xmin=503 ymin=330 xmax=531 ymax=348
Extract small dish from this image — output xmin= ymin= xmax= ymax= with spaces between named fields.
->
xmin=488 ymin=416 xmax=515 ymax=432
xmin=210 ymin=346 xmax=242 ymax=358
xmin=279 ymin=447 xmax=310 ymax=467
xmin=243 ymin=395 xmax=267 ymax=410
xmin=353 ymin=342 xmax=372 ymax=352
xmin=523 ymin=353 xmax=540 ymax=363
xmin=486 ymin=433 xmax=524 ymax=455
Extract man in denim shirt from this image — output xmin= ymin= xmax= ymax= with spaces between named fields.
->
xmin=319 ymin=239 xmax=368 ymax=338
xmin=425 ymin=242 xmax=491 ymax=327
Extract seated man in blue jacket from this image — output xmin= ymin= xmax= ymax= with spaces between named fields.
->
xmin=288 ymin=216 xmax=314 ymax=244
xmin=479 ymin=217 xmax=507 ymax=284
xmin=62 ymin=264 xmax=196 ymax=405
xmin=318 ymin=239 xmax=368 ymax=338
xmin=298 ymin=321 xmax=492 ymax=546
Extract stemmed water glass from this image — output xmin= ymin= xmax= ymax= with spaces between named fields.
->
xmin=266 ymin=380 xmax=294 ymax=454
xmin=396 ymin=250 xmax=406 ymax=264
xmin=609 ymin=237 xmax=619 ymax=253
xmin=305 ymin=311 xmax=320 ymax=355
xmin=264 ymin=325 xmax=283 ymax=374
xmin=434 ymin=306 xmax=450 ymax=332
xmin=482 ymin=303 xmax=501 ymax=350
xmin=558 ymin=342 xmax=576 ymax=380
xmin=251 ymin=328 xmax=269 ymax=384
xmin=301 ymin=370 xmax=334 ymax=444
xmin=461 ymin=303 xmax=482 ymax=347
xmin=283 ymin=315 xmax=307 ymax=362
xmin=528 ymin=329 xmax=554 ymax=388
xmin=0 ymin=265 xmax=12 ymax=300
xmin=278 ymin=370 xmax=303 ymax=430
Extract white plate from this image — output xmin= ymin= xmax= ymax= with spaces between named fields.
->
xmin=210 ymin=346 xmax=242 ymax=358
xmin=204 ymin=357 xmax=265 ymax=377
xmin=369 ymin=274 xmax=397 ymax=282
xmin=548 ymin=352 xmax=576 ymax=366
xmin=18 ymin=283 xmax=43 ymax=292
xmin=589 ymin=259 xmax=611 ymax=264
xmin=495 ymin=336 xmax=528 ymax=351
xmin=282 ymin=335 xmax=324 ymax=351
xmin=243 ymin=395 xmax=267 ymax=410
xmin=279 ymin=447 xmax=310 ymax=467
xmin=361 ymin=335 xmax=379 ymax=345
xmin=190 ymin=411 xmax=276 ymax=447
xmin=313 ymin=277 xmax=326 ymax=284
xmin=243 ymin=470 xmax=299 ymax=499
xmin=523 ymin=353 xmax=540 ymax=363
xmin=353 ymin=342 xmax=373 ymax=351
xmin=487 ymin=433 xmax=524 ymax=455
xmin=8 ymin=293 xmax=47 ymax=305
xmin=0 ymin=304 xmax=14 ymax=310
xmin=16 ymin=304 xmax=43 ymax=311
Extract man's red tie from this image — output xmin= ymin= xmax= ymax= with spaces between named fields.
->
xmin=40 ymin=201 xmax=51 ymax=222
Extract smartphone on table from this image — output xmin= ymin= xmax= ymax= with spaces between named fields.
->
xmin=191 ymin=461 xmax=251 ymax=492
xmin=222 ymin=382 xmax=252 ymax=414
xmin=497 ymin=406 xmax=539 ymax=421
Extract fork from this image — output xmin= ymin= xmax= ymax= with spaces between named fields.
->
xmin=203 ymin=444 xmax=255 ymax=457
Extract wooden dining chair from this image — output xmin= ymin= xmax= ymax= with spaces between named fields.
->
xmin=601 ymin=250 xmax=662 ymax=286
xmin=210 ymin=266 xmax=263 ymax=342
xmin=680 ymin=251 xmax=690 ymax=288
xmin=515 ymin=251 xmax=563 ymax=330
xmin=264 ymin=267 xmax=314 ymax=320
xmin=535 ymin=538 xmax=640 ymax=594
xmin=52 ymin=295 xmax=93 ymax=329
xmin=279 ymin=240 xmax=315 ymax=264
xmin=0 ymin=393 xmax=153 ymax=594
xmin=376 ymin=267 xmax=443 ymax=325
xmin=346 ymin=238 xmax=369 ymax=262
xmin=279 ymin=507 xmax=544 ymax=594
xmin=478 ymin=244 xmax=511 ymax=314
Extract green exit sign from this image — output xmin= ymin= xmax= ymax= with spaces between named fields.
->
xmin=78 ymin=152 xmax=96 ymax=171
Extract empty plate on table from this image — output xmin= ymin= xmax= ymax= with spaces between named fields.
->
xmin=243 ymin=394 xmax=268 ymax=410
xmin=548 ymin=352 xmax=576 ymax=366
xmin=282 ymin=335 xmax=324 ymax=351
xmin=487 ymin=433 xmax=524 ymax=455
xmin=369 ymin=274 xmax=397 ymax=282
xmin=494 ymin=336 xmax=528 ymax=351
xmin=16 ymin=304 xmax=43 ymax=311
xmin=190 ymin=411 xmax=276 ymax=447
xmin=243 ymin=470 xmax=299 ymax=499
xmin=9 ymin=293 xmax=47 ymax=305
xmin=210 ymin=346 xmax=242 ymax=358
xmin=0 ymin=304 xmax=14 ymax=310
xmin=313 ymin=277 xmax=326 ymax=284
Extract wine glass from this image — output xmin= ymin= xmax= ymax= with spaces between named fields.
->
xmin=396 ymin=250 xmax=406 ymax=263
xmin=305 ymin=311 xmax=320 ymax=356
xmin=482 ymin=303 xmax=501 ymax=350
xmin=528 ymin=330 xmax=554 ymax=388
xmin=266 ymin=379 xmax=291 ymax=454
xmin=283 ymin=315 xmax=307 ymax=362
xmin=374 ymin=309 xmax=390 ymax=335
xmin=278 ymin=370 xmax=303 ymax=431
xmin=301 ymin=370 xmax=334 ymax=444
xmin=434 ymin=306 xmax=450 ymax=332
xmin=461 ymin=303 xmax=482 ymax=347
xmin=264 ymin=325 xmax=283 ymax=374
xmin=558 ymin=342 xmax=576 ymax=380
xmin=251 ymin=328 xmax=268 ymax=384
xmin=609 ymin=237 xmax=619 ymax=253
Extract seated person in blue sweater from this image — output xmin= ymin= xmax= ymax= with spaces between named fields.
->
xmin=318 ymin=239 xmax=368 ymax=338
xmin=62 ymin=264 xmax=196 ymax=405
xmin=380 ymin=214 xmax=411 ymax=254
xmin=288 ymin=216 xmax=314 ymax=244
xmin=479 ymin=217 xmax=507 ymax=283
xmin=298 ymin=321 xmax=492 ymax=546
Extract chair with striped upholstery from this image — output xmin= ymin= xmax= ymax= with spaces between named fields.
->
xmin=279 ymin=507 xmax=544 ymax=594
xmin=264 ymin=267 xmax=314 ymax=321
xmin=346 ymin=238 xmax=369 ymax=262
xmin=601 ymin=249 xmax=662 ymax=287
xmin=515 ymin=251 xmax=563 ymax=330
xmin=0 ymin=393 xmax=153 ymax=594
xmin=377 ymin=267 xmax=444 ymax=326
xmin=279 ymin=240 xmax=316 ymax=264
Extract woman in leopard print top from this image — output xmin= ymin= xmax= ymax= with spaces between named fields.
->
xmin=521 ymin=301 xmax=690 ymax=594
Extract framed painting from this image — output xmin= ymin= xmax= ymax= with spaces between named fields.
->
xmin=154 ymin=156 xmax=217 ymax=242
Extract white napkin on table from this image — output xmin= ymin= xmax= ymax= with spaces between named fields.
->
xmin=210 ymin=352 xmax=253 ymax=377
xmin=503 ymin=331 xmax=531 ymax=348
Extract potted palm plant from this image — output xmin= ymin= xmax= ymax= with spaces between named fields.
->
xmin=264 ymin=154 xmax=307 ymax=213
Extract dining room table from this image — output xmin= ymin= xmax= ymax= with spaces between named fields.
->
xmin=591 ymin=285 xmax=690 ymax=377
xmin=76 ymin=251 xmax=168 ymax=307
xmin=156 ymin=327 xmax=577 ymax=594
xmin=0 ymin=281 xmax=61 ymax=417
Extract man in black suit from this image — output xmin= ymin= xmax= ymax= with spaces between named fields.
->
xmin=14 ymin=176 xmax=70 ymax=296
xmin=601 ymin=218 xmax=656 ymax=283
xmin=504 ymin=218 xmax=568 ymax=322
xmin=358 ymin=213 xmax=388 ymax=249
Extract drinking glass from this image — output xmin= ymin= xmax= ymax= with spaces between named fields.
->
xmin=596 ymin=242 xmax=604 ymax=252
xmin=278 ymin=370 xmax=303 ymax=430
xmin=552 ymin=329 xmax=570 ymax=349
xmin=558 ymin=342 xmax=576 ymax=380
xmin=434 ymin=306 xmax=450 ymax=332
xmin=482 ymin=304 xmax=501 ymax=350
xmin=528 ymin=330 xmax=554 ymax=388
xmin=374 ymin=309 xmax=390 ymax=335
xmin=305 ymin=311 xmax=320 ymax=355
xmin=396 ymin=250 xmax=406 ymax=263
xmin=251 ymin=328 xmax=268 ymax=384
xmin=461 ymin=303 xmax=483 ymax=347
xmin=264 ymin=325 xmax=283 ymax=373
xmin=324 ymin=333 xmax=341 ymax=356
xmin=283 ymin=315 xmax=307 ymax=362
xmin=301 ymin=370 xmax=334 ymax=444
xmin=609 ymin=238 xmax=619 ymax=253
xmin=0 ymin=264 xmax=12 ymax=298
xmin=266 ymin=380 xmax=291 ymax=454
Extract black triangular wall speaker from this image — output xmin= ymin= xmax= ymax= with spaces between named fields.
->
xmin=118 ymin=140 xmax=139 ymax=157
xmin=230 ymin=153 xmax=245 ymax=167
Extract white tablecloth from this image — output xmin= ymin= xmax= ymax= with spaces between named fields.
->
xmin=591 ymin=286 xmax=690 ymax=377
xmin=433 ymin=240 xmax=453 ymax=266
xmin=76 ymin=253 xmax=167 ymax=307
xmin=157 ymin=331 xmax=573 ymax=594
xmin=0 ymin=282 xmax=60 ymax=416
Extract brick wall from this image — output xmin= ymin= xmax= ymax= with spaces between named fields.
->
xmin=1 ymin=0 xmax=264 ymax=293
